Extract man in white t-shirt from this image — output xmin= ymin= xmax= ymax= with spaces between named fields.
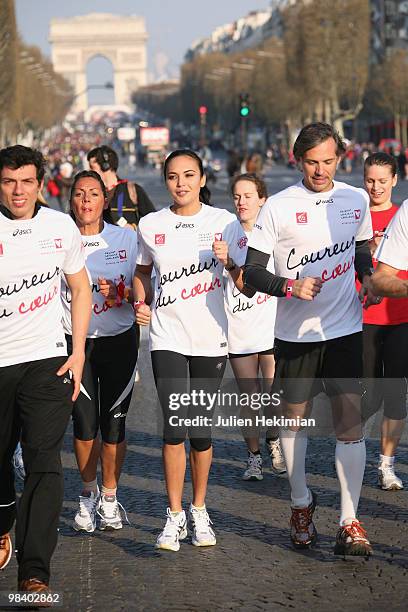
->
xmin=244 ymin=123 xmax=377 ymax=557
xmin=0 ymin=146 xmax=91 ymax=594
xmin=372 ymin=199 xmax=408 ymax=294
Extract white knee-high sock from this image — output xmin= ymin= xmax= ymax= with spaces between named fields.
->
xmin=280 ymin=428 xmax=309 ymax=507
xmin=335 ymin=438 xmax=366 ymax=526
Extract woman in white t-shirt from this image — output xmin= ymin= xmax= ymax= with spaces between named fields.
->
xmin=225 ymin=174 xmax=285 ymax=481
xmin=134 ymin=149 xmax=249 ymax=552
xmin=61 ymin=170 xmax=138 ymax=534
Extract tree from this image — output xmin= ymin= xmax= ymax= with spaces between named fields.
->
xmin=283 ymin=0 xmax=370 ymax=135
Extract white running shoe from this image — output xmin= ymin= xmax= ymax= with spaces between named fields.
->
xmin=242 ymin=451 xmax=263 ymax=481
xmin=156 ymin=508 xmax=187 ymax=551
xmin=13 ymin=443 xmax=25 ymax=480
xmin=266 ymin=438 xmax=286 ymax=474
xmin=98 ymin=494 xmax=128 ymax=530
xmin=378 ymin=465 xmax=404 ymax=490
xmin=189 ymin=504 xmax=216 ymax=547
xmin=73 ymin=488 xmax=100 ymax=533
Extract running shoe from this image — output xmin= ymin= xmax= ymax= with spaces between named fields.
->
xmin=334 ymin=520 xmax=373 ymax=557
xmin=13 ymin=443 xmax=25 ymax=480
xmin=378 ymin=465 xmax=404 ymax=491
xmin=73 ymin=488 xmax=100 ymax=533
xmin=189 ymin=504 xmax=216 ymax=547
xmin=98 ymin=494 xmax=128 ymax=531
xmin=0 ymin=533 xmax=12 ymax=570
xmin=242 ymin=451 xmax=263 ymax=481
xmin=156 ymin=508 xmax=187 ymax=551
xmin=290 ymin=490 xmax=317 ymax=549
xmin=266 ymin=438 xmax=287 ymax=474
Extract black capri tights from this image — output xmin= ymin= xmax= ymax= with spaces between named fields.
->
xmin=151 ymin=350 xmax=227 ymax=451
xmin=362 ymin=323 xmax=408 ymax=421
xmin=67 ymin=325 xmax=139 ymax=444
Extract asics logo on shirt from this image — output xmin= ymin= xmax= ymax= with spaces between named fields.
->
xmin=113 ymin=412 xmax=126 ymax=418
xmin=83 ymin=241 xmax=100 ymax=247
xmin=12 ymin=228 xmax=32 ymax=236
xmin=175 ymin=222 xmax=195 ymax=229
xmin=315 ymin=198 xmax=334 ymax=205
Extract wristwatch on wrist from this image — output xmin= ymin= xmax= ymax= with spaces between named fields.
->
xmin=225 ymin=258 xmax=237 ymax=272
xmin=285 ymin=279 xmax=294 ymax=299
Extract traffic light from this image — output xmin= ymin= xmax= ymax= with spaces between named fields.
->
xmin=239 ymin=94 xmax=250 ymax=118
xmin=199 ymin=105 xmax=208 ymax=116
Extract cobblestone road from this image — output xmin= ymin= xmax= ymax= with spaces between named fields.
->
xmin=1 ymin=333 xmax=407 ymax=611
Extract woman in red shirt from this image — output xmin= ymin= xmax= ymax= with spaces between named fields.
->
xmin=361 ymin=152 xmax=408 ymax=490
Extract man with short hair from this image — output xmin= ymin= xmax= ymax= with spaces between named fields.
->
xmin=244 ymin=122 xmax=377 ymax=556
xmin=0 ymin=145 xmax=91 ymax=593
xmin=87 ymin=145 xmax=155 ymax=229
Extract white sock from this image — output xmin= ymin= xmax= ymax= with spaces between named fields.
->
xmin=379 ymin=454 xmax=394 ymax=468
xmin=279 ymin=428 xmax=310 ymax=507
xmin=335 ymin=438 xmax=366 ymax=526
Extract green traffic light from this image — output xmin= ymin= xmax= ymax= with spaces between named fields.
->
xmin=240 ymin=107 xmax=250 ymax=117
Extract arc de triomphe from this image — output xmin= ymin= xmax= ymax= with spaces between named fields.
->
xmin=49 ymin=13 xmax=147 ymax=112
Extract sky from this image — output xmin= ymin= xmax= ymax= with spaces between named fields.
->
xmin=15 ymin=0 xmax=270 ymax=104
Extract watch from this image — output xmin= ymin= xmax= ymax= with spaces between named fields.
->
xmin=285 ymin=279 xmax=294 ymax=299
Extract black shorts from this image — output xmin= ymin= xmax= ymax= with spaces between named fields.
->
xmin=228 ymin=347 xmax=274 ymax=359
xmin=362 ymin=323 xmax=408 ymax=420
xmin=273 ymin=332 xmax=363 ymax=404
xmin=66 ymin=325 xmax=139 ymax=444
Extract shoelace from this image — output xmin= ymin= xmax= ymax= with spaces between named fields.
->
xmin=79 ymin=494 xmax=99 ymax=517
xmin=342 ymin=521 xmax=368 ymax=542
xmin=270 ymin=440 xmax=282 ymax=459
xmin=191 ymin=509 xmax=213 ymax=534
xmin=292 ymin=505 xmax=312 ymax=532
xmin=97 ymin=498 xmax=130 ymax=525
xmin=162 ymin=509 xmax=185 ymax=539
xmin=247 ymin=454 xmax=262 ymax=470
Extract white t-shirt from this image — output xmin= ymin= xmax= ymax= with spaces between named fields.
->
xmin=375 ymin=200 xmax=408 ymax=270
xmin=62 ymin=223 xmax=137 ymax=338
xmin=0 ymin=206 xmax=85 ymax=367
xmin=249 ymin=180 xmax=373 ymax=342
xmin=224 ymin=229 xmax=276 ymax=354
xmin=137 ymin=204 xmax=247 ymax=356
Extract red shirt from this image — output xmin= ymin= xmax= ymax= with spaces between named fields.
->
xmin=358 ymin=205 xmax=408 ymax=325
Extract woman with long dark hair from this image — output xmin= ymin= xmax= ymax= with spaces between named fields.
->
xmin=61 ymin=170 xmax=138 ymax=532
xmin=134 ymin=149 xmax=249 ymax=551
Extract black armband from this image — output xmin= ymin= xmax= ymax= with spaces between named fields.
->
xmin=243 ymin=247 xmax=287 ymax=297
xmin=354 ymin=240 xmax=373 ymax=282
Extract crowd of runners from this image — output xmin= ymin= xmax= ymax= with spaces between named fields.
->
xmin=0 ymin=121 xmax=407 ymax=597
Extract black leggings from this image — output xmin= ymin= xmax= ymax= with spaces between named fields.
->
xmin=67 ymin=325 xmax=139 ymax=443
xmin=151 ymin=350 xmax=227 ymax=450
xmin=362 ymin=323 xmax=408 ymax=420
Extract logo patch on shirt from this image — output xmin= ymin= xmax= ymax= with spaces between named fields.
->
xmin=354 ymin=209 xmax=361 ymax=220
xmin=175 ymin=222 xmax=195 ymax=229
xmin=13 ymin=228 xmax=32 ymax=236
xmin=214 ymin=233 xmax=223 ymax=241
xmin=237 ymin=236 xmax=248 ymax=249
xmin=155 ymin=233 xmax=165 ymax=245
xmin=296 ymin=212 xmax=308 ymax=224
xmin=0 ymin=243 xmax=3 ymax=256
xmin=119 ymin=249 xmax=127 ymax=260
xmin=54 ymin=238 xmax=62 ymax=249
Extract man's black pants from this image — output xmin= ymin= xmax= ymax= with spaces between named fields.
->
xmin=0 ymin=357 xmax=72 ymax=584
